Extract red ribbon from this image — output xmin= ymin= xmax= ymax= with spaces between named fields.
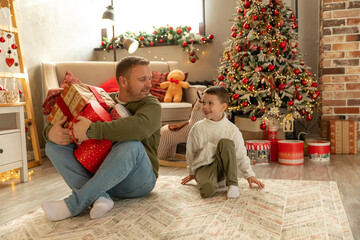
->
xmin=169 ymin=78 xmax=179 ymax=84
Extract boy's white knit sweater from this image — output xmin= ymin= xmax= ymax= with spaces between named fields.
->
xmin=186 ymin=113 xmax=255 ymax=179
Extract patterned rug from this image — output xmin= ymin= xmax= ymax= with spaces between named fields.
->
xmin=0 ymin=176 xmax=354 ymax=240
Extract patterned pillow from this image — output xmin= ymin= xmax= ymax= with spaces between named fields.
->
xmin=150 ymin=71 xmax=189 ymax=102
xmin=150 ymin=71 xmax=169 ymax=102
xmin=60 ymin=71 xmax=81 ymax=88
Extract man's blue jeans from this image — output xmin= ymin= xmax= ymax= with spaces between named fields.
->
xmin=45 ymin=140 xmax=156 ymax=216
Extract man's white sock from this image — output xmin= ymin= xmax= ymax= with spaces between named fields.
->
xmin=227 ymin=185 xmax=240 ymax=198
xmin=90 ymin=197 xmax=114 ymax=219
xmin=41 ymin=200 xmax=72 ymax=221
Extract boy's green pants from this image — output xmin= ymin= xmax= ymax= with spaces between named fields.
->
xmin=195 ymin=138 xmax=238 ymax=198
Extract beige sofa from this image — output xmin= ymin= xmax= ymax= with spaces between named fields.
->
xmin=42 ymin=61 xmax=205 ymax=123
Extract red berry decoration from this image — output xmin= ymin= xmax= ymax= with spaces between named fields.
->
xmin=279 ymin=42 xmax=286 ymax=48
xmin=242 ymin=78 xmax=249 ymax=84
xmin=306 ymin=115 xmax=313 ymax=121
xmin=150 ymin=41 xmax=154 ymax=46
xmin=237 ymin=8 xmax=242 ymax=13
xmin=233 ymin=93 xmax=240 ymax=100
xmin=296 ymin=94 xmax=303 ymax=101
xmin=243 ymin=23 xmax=250 ymax=29
xmin=109 ymin=45 xmax=113 ymax=50
xmin=249 ymin=85 xmax=255 ymax=91
xmin=231 ymin=32 xmax=237 ymax=38
xmin=242 ymin=101 xmax=248 ymax=107
xmin=187 ymin=26 xmax=192 ymax=31
xmin=182 ymin=41 xmax=187 ymax=47
xmin=218 ymin=75 xmax=225 ymax=81
xmin=208 ymin=34 xmax=214 ymax=39
xmin=260 ymin=124 xmax=267 ymax=130
xmin=244 ymin=1 xmax=251 ymax=8
xmin=236 ymin=45 xmax=242 ymax=52
xmin=213 ymin=82 xmax=218 ymax=86
xmin=288 ymin=100 xmax=294 ymax=106
xmin=190 ymin=52 xmax=195 ymax=56
xmin=191 ymin=58 xmax=196 ymax=63
xmin=267 ymin=25 xmax=273 ymax=31
xmin=201 ymin=37 xmax=206 ymax=41
xmin=268 ymin=64 xmax=275 ymax=71
xmin=101 ymin=41 xmax=105 ymax=46
xmin=294 ymin=69 xmax=300 ymax=75
xmin=153 ymin=30 xmax=158 ymax=34
xmin=233 ymin=62 xmax=239 ymax=69
xmin=251 ymin=116 xmax=257 ymax=121
xmin=140 ymin=36 xmax=144 ymax=41
xmin=0 ymin=37 xmax=5 ymax=43
xmin=274 ymin=10 xmax=279 ymax=16
xmin=279 ymin=83 xmax=285 ymax=90
xmin=301 ymin=80 xmax=307 ymax=85
xmin=252 ymin=15 xmax=258 ymax=20
xmin=261 ymin=8 xmax=266 ymax=12
xmin=259 ymin=46 xmax=264 ymax=50
xmin=190 ymin=39 xmax=194 ymax=43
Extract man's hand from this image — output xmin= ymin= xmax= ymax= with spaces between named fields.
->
xmin=181 ymin=175 xmax=196 ymax=185
xmin=48 ymin=117 xmax=73 ymax=145
xmin=72 ymin=116 xmax=91 ymax=144
xmin=247 ymin=176 xmax=265 ymax=189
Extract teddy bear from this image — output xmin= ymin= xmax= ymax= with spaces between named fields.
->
xmin=160 ymin=69 xmax=189 ymax=102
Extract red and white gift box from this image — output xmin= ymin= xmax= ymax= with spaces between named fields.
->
xmin=307 ymin=140 xmax=330 ymax=162
xmin=278 ymin=140 xmax=304 ymax=165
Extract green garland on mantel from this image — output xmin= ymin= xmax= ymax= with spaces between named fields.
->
xmin=100 ymin=25 xmax=214 ymax=63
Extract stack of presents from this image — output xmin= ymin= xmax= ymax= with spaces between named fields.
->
xmin=243 ymin=118 xmax=358 ymax=166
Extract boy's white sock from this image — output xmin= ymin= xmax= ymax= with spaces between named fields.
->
xmin=90 ymin=197 xmax=114 ymax=219
xmin=218 ymin=179 xmax=226 ymax=188
xmin=227 ymin=185 xmax=240 ymax=198
xmin=41 ymin=200 xmax=72 ymax=221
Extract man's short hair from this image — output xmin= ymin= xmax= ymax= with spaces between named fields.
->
xmin=204 ymin=86 xmax=230 ymax=105
xmin=116 ymin=56 xmax=150 ymax=83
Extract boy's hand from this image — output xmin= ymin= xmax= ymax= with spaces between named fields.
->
xmin=181 ymin=175 xmax=196 ymax=185
xmin=48 ymin=117 xmax=73 ymax=145
xmin=247 ymin=176 xmax=265 ymax=189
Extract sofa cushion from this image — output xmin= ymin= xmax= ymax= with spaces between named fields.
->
xmin=60 ymin=71 xmax=81 ymax=88
xmin=160 ymin=102 xmax=193 ymax=123
xmin=98 ymin=77 xmax=119 ymax=93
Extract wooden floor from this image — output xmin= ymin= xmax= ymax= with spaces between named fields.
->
xmin=0 ymin=155 xmax=359 ymax=238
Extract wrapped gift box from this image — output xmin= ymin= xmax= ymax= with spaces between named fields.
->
xmin=47 ymin=83 xmax=115 ymax=127
xmin=329 ymin=120 xmax=358 ymax=154
xmin=245 ymin=140 xmax=271 ymax=165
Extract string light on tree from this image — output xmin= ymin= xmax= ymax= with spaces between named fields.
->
xmin=215 ymin=0 xmax=320 ymax=128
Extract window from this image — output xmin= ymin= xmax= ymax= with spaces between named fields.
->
xmin=109 ymin=0 xmax=204 ymax=35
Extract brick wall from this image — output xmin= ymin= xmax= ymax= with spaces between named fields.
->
xmin=319 ymin=0 xmax=360 ymax=145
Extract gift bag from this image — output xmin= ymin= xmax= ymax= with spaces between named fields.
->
xmin=71 ymin=101 xmax=113 ymax=173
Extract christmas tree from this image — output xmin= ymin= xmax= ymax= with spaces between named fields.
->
xmin=216 ymin=0 xmax=320 ymax=126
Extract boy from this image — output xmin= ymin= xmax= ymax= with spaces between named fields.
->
xmin=181 ymin=86 xmax=264 ymax=198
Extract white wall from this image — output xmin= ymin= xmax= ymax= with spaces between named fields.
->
xmin=3 ymin=0 xmax=318 ymax=148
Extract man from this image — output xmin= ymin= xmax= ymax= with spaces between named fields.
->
xmin=42 ymin=56 xmax=161 ymax=221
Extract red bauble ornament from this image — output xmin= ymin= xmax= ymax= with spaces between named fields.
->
xmin=218 ymin=75 xmax=225 ymax=81
xmin=259 ymin=46 xmax=264 ymax=50
xmin=213 ymin=82 xmax=218 ymax=85
xmin=274 ymin=10 xmax=279 ymax=16
xmin=296 ymin=94 xmax=303 ymax=101
xmin=306 ymin=115 xmax=313 ymax=121
xmin=109 ymin=45 xmax=113 ymax=50
xmin=294 ymin=69 xmax=300 ymax=75
xmin=251 ymin=116 xmax=257 ymax=121
xmin=176 ymin=28 xmax=183 ymax=34
xmin=190 ymin=52 xmax=194 ymax=56
xmin=233 ymin=93 xmax=240 ymax=100
xmin=101 ymin=41 xmax=105 ymax=46
xmin=242 ymin=78 xmax=249 ymax=84
xmin=191 ymin=58 xmax=196 ymax=63
xmin=242 ymin=101 xmax=248 ymax=107
xmin=292 ymin=51 xmax=296 ymax=55
xmin=182 ymin=41 xmax=187 ymax=47
xmin=261 ymin=8 xmax=266 ymax=12
xmin=140 ymin=36 xmax=144 ymax=41
xmin=236 ymin=45 xmax=242 ymax=52
xmin=150 ymin=41 xmax=154 ymax=46
xmin=169 ymin=27 xmax=173 ymax=30
xmin=300 ymin=109 xmax=306 ymax=116
xmin=231 ymin=32 xmax=237 ymax=38
xmin=187 ymin=26 xmax=192 ymax=31
xmin=249 ymin=85 xmax=255 ymax=91
xmin=301 ymin=80 xmax=307 ymax=85
xmin=190 ymin=39 xmax=194 ymax=43
xmin=315 ymin=90 xmax=320 ymax=96
xmin=243 ymin=23 xmax=250 ymax=29
xmin=288 ymin=100 xmax=294 ymax=106
xmin=244 ymin=1 xmax=251 ymax=8
xmin=0 ymin=37 xmax=5 ymax=43
xmin=280 ymin=42 xmax=286 ymax=48
xmin=160 ymin=39 xmax=164 ymax=43
xmin=201 ymin=37 xmax=206 ymax=41
xmin=260 ymin=124 xmax=266 ymax=130
xmin=25 ymin=127 xmax=28 ymax=133
xmin=231 ymin=26 xmax=237 ymax=31
xmin=252 ymin=15 xmax=258 ymax=20
xmin=279 ymin=83 xmax=285 ymax=90
xmin=268 ymin=64 xmax=275 ymax=71
xmin=267 ymin=24 xmax=272 ymax=31
xmin=237 ymin=8 xmax=242 ymax=13
xmin=153 ymin=30 xmax=158 ymax=34
xmin=208 ymin=34 xmax=214 ymax=39
xmin=233 ymin=62 xmax=239 ymax=69
xmin=312 ymin=82 xmax=318 ymax=88
xmin=293 ymin=24 xmax=298 ymax=29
